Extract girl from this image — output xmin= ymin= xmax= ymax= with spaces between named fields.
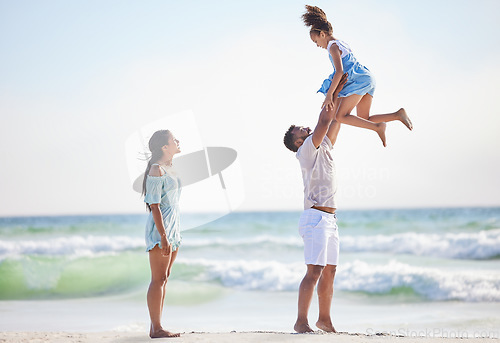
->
xmin=142 ymin=129 xmax=182 ymax=338
xmin=302 ymin=5 xmax=413 ymax=146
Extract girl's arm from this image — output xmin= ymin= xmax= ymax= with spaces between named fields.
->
xmin=326 ymin=73 xmax=348 ymax=145
xmin=322 ymin=44 xmax=344 ymax=111
xmin=151 ymin=204 xmax=171 ymax=256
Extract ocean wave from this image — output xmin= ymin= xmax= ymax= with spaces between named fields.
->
xmin=1 ymin=251 xmax=499 ymax=302
xmin=0 ymin=235 xmax=144 ymax=260
xmin=1 ymin=229 xmax=499 ymax=261
xmin=0 ymin=253 xmax=149 ymax=299
xmin=185 ymin=229 xmax=500 ymax=259
xmin=338 ymin=260 xmax=500 ymax=302
xmin=176 ymin=258 xmax=500 ymax=302
xmin=340 ymin=229 xmax=500 ymax=259
xmin=180 ymin=259 xmax=304 ymax=291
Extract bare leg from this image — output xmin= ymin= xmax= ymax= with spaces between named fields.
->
xmin=357 ymin=94 xmax=413 ymax=130
xmin=147 ymin=246 xmax=180 ymax=338
xmin=316 ymin=265 xmax=337 ymax=333
xmin=159 ymin=249 xmax=178 ymax=319
xmin=294 ymin=265 xmax=324 ymax=333
xmin=335 ymin=94 xmax=387 ymax=146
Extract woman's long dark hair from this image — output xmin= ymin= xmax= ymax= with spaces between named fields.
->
xmin=142 ymin=129 xmax=172 ymax=212
xmin=302 ymin=5 xmax=333 ymax=35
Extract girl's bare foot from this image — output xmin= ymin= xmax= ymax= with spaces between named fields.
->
xmin=376 ymin=122 xmax=387 ymax=147
xmin=316 ymin=320 xmax=337 ymax=333
xmin=397 ymin=108 xmax=413 ymax=130
xmin=294 ymin=321 xmax=314 ymax=333
xmin=150 ymin=329 xmax=180 ymax=338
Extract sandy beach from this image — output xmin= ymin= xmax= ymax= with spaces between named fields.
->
xmin=1 ymin=331 xmax=498 ymax=343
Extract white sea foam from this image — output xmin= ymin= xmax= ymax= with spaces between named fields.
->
xmin=338 ymin=260 xmax=500 ymax=302
xmin=0 ymin=235 xmax=144 ymax=260
xmin=1 ymin=228 xmax=499 ymax=260
xmin=340 ymin=229 xmax=500 ymax=259
xmin=178 ymin=258 xmax=500 ymax=302
xmin=184 ymin=229 xmax=500 ymax=259
xmin=180 ymin=258 xmax=304 ymax=291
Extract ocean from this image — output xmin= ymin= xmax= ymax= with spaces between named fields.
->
xmin=1 ymin=208 xmax=499 ymax=338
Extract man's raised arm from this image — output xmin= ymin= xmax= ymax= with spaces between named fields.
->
xmin=311 ymin=73 xmax=348 ymax=148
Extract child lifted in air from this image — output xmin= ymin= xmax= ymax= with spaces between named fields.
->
xmin=302 ymin=5 xmax=413 ymax=146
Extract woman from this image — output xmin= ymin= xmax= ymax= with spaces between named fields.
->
xmin=142 ymin=129 xmax=182 ymax=338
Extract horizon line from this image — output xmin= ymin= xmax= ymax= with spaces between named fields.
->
xmin=0 ymin=205 xmax=499 ymax=219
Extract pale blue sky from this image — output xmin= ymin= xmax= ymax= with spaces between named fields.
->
xmin=1 ymin=0 xmax=499 ymax=216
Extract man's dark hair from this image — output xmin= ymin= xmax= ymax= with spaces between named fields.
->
xmin=283 ymin=125 xmax=298 ymax=152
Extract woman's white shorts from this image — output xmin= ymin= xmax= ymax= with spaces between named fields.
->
xmin=298 ymin=208 xmax=339 ymax=266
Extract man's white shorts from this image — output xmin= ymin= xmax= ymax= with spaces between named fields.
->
xmin=298 ymin=208 xmax=339 ymax=266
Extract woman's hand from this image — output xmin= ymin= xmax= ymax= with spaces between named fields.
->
xmin=321 ymin=93 xmax=335 ymax=112
xmin=160 ymin=235 xmax=171 ymax=257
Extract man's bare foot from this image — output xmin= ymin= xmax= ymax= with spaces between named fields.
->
xmin=376 ymin=122 xmax=387 ymax=147
xmin=316 ymin=320 xmax=337 ymax=333
xmin=294 ymin=321 xmax=314 ymax=333
xmin=150 ymin=329 xmax=180 ymax=338
xmin=397 ymin=108 xmax=413 ymax=131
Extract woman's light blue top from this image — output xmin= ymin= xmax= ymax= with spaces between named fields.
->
xmin=318 ymin=39 xmax=376 ymax=98
xmin=144 ymin=164 xmax=182 ymax=252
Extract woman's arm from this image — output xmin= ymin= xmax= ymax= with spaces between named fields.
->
xmin=148 ymin=165 xmax=171 ymax=256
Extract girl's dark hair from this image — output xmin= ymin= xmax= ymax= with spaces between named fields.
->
xmin=302 ymin=5 xmax=332 ymax=35
xmin=141 ymin=129 xmax=172 ymax=212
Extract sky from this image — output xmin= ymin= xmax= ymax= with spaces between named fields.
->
xmin=1 ymin=0 xmax=499 ymax=216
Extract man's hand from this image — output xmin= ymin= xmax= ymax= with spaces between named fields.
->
xmin=321 ymin=73 xmax=348 ymax=112
xmin=333 ymin=73 xmax=348 ymax=97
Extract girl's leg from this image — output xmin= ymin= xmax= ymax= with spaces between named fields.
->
xmin=357 ymin=94 xmax=413 ymax=130
xmin=335 ymin=94 xmax=387 ymax=146
xmin=147 ymin=246 xmax=180 ymax=338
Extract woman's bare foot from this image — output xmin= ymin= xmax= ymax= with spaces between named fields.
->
xmin=150 ymin=324 xmax=180 ymax=338
xmin=397 ymin=108 xmax=413 ymax=131
xmin=376 ymin=122 xmax=387 ymax=147
xmin=150 ymin=329 xmax=180 ymax=338
xmin=316 ymin=320 xmax=337 ymax=333
xmin=294 ymin=321 xmax=314 ymax=333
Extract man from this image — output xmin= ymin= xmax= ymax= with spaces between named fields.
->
xmin=283 ymin=73 xmax=348 ymax=333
